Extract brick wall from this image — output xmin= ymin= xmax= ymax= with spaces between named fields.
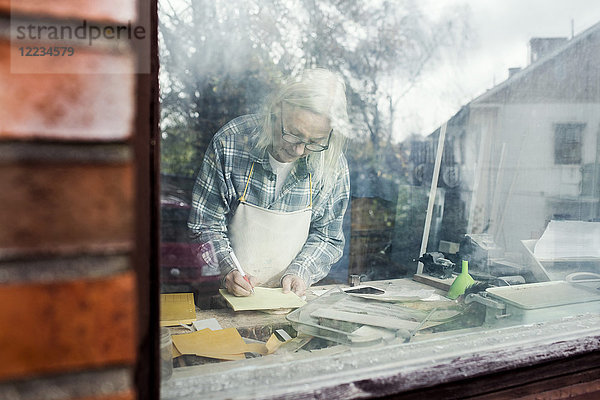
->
xmin=0 ymin=1 xmax=146 ymax=399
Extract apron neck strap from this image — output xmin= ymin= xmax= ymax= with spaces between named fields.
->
xmin=308 ymin=173 xmax=312 ymax=209
xmin=240 ymin=161 xmax=313 ymax=208
xmin=239 ymin=162 xmax=255 ymax=202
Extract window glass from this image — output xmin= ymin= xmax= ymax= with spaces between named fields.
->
xmin=555 ymin=123 xmax=584 ymax=165
xmin=158 ymin=0 xmax=600 ymax=396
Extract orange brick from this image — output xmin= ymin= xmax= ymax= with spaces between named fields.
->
xmin=72 ymin=390 xmax=136 ymax=400
xmin=0 ymin=0 xmax=136 ymax=23
xmin=0 ymin=40 xmax=135 ymax=141
xmin=0 ymin=162 xmax=134 ymax=251
xmin=0 ymin=272 xmax=137 ymax=380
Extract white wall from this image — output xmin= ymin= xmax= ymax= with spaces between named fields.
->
xmin=462 ymin=103 xmax=600 ymax=253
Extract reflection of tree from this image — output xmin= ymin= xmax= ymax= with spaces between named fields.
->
xmin=159 ymin=0 xmax=282 ymax=176
xmin=159 ymin=0 xmax=469 ymax=185
xmin=300 ymin=1 xmax=469 ymax=147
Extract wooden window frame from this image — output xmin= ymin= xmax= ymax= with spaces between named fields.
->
xmin=134 ymin=1 xmax=160 ymax=399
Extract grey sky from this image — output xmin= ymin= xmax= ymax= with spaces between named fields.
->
xmin=396 ymin=0 xmax=600 ymax=140
xmin=159 ymin=0 xmax=600 ymax=140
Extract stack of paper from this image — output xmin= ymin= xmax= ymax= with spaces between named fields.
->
xmin=160 ymin=293 xmax=197 ymax=327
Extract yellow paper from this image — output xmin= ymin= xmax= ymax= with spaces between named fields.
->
xmin=203 ymin=353 xmax=246 ymax=361
xmin=160 ymin=293 xmax=197 ymax=327
xmin=219 ymin=288 xmax=306 ymax=311
xmin=172 ymin=343 xmax=183 ymax=358
xmin=244 ymin=333 xmax=287 ymax=355
xmin=172 ymin=328 xmax=249 ymax=360
xmin=265 ymin=334 xmax=285 ymax=353
xmin=245 ymin=342 xmax=268 ymax=355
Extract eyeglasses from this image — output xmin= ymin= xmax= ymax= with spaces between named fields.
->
xmin=280 ymin=105 xmax=332 ymax=152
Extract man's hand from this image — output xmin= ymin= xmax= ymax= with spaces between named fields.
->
xmin=224 ymin=270 xmax=259 ymax=297
xmin=281 ymin=274 xmax=307 ymax=297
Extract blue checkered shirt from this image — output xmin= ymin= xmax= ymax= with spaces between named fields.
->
xmin=188 ymin=114 xmax=350 ymax=287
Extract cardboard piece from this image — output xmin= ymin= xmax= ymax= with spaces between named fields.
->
xmin=245 ymin=331 xmax=290 ymax=355
xmin=171 ymin=327 xmax=291 ymax=360
xmin=172 ymin=344 xmax=183 ymax=358
xmin=172 ymin=328 xmax=248 ymax=360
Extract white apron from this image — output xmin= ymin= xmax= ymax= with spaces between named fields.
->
xmin=228 ymin=162 xmax=312 ymax=287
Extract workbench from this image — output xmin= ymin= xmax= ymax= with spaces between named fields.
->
xmin=167 ymin=278 xmax=485 ymax=368
xmin=160 ymin=278 xmax=600 ymax=400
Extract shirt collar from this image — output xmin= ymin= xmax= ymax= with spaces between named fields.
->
xmin=247 ymin=126 xmax=312 ymax=178
xmin=250 ymin=146 xmax=311 ymax=178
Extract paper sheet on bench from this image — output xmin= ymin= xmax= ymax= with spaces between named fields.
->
xmin=534 ymin=220 xmax=600 ymax=260
xmin=219 ymin=288 xmax=306 ymax=311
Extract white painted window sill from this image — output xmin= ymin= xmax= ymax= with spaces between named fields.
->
xmin=160 ymin=313 xmax=600 ymax=399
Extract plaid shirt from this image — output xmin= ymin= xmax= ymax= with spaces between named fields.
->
xmin=188 ymin=114 xmax=350 ymax=287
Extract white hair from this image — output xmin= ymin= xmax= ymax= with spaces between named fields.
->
xmin=256 ymin=68 xmax=350 ymax=191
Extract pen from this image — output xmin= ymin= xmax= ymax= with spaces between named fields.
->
xmin=230 ymin=251 xmax=254 ymax=294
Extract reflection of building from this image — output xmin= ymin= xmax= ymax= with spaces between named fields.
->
xmin=424 ymin=22 xmax=600 ymax=257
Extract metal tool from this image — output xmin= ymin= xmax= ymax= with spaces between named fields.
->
xmin=417 ymin=252 xmax=455 ymax=279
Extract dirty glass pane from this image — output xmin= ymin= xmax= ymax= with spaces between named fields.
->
xmin=158 ymin=0 xmax=600 ymax=396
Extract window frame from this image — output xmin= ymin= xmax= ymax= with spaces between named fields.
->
xmin=554 ymin=122 xmax=585 ymax=165
xmin=139 ymin=2 xmax=600 ymax=398
xmin=158 ymin=315 xmax=600 ymax=398
xmin=135 ymin=1 xmax=160 ymax=399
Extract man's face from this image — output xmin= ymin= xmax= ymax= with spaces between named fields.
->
xmin=270 ymin=105 xmax=331 ymax=163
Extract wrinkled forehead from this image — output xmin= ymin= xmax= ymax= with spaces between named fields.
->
xmin=283 ymin=105 xmax=331 ymax=139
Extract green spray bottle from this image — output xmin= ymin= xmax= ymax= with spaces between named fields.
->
xmin=447 ymin=260 xmax=475 ymax=299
